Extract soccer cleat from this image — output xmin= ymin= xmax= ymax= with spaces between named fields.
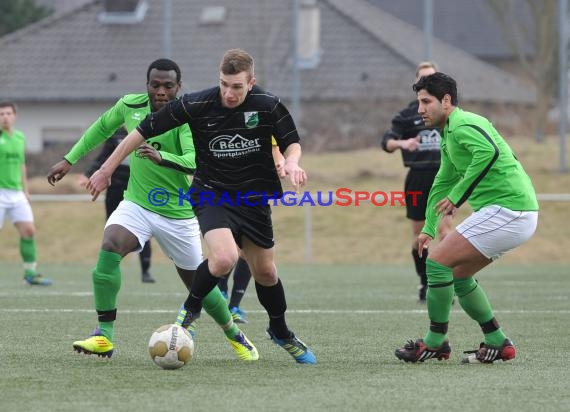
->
xmin=141 ymin=272 xmax=156 ymax=283
xmin=226 ymin=330 xmax=259 ymax=361
xmin=266 ymin=328 xmax=317 ymax=364
xmin=174 ymin=305 xmax=200 ymax=338
xmin=395 ymin=339 xmax=451 ymax=363
xmin=24 ymin=273 xmax=52 ymax=286
xmin=186 ymin=322 xmax=197 ymax=339
xmin=73 ymin=328 xmax=114 ymax=358
xmin=230 ymin=306 xmax=248 ymax=323
xmin=462 ymin=339 xmax=516 ymax=364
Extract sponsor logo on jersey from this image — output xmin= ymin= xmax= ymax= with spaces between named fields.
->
xmin=418 ymin=129 xmax=441 ymax=151
xmin=244 ymin=111 xmax=259 ymax=128
xmin=1 ymin=152 xmax=20 ymax=160
xmin=132 ymin=112 xmax=143 ymax=121
xmin=209 ymin=134 xmax=261 ymax=158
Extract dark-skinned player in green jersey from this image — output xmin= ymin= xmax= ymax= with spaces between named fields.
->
xmin=47 ymin=59 xmax=258 ymax=361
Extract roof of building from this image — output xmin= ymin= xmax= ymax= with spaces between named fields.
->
xmin=0 ymin=0 xmax=534 ymax=104
xmin=365 ymin=0 xmax=534 ymax=59
xmin=36 ymin=0 xmax=92 ymax=14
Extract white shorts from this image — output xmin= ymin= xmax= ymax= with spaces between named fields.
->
xmin=456 ymin=205 xmax=538 ymax=260
xmin=105 ymin=200 xmax=203 ymax=270
xmin=0 ymin=189 xmax=34 ymax=229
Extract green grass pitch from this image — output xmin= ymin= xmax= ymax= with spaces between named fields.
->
xmin=1 ymin=262 xmax=569 ymax=411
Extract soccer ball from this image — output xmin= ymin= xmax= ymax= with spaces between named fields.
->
xmin=148 ymin=324 xmax=195 ymax=369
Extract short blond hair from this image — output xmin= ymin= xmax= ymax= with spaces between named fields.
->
xmin=219 ymin=49 xmax=255 ymax=79
xmin=415 ymin=61 xmax=438 ymax=78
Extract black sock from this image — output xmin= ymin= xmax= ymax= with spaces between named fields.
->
xmin=255 ymin=278 xmax=289 ymax=338
xmin=183 ymin=259 xmax=219 ymax=313
xmin=229 ymin=257 xmax=252 ymax=308
xmin=218 ymin=273 xmax=229 ymax=295
xmin=139 ymin=241 xmax=151 ymax=274
xmin=412 ymin=248 xmax=428 ymax=287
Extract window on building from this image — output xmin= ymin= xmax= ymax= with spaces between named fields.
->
xmin=42 ymin=127 xmax=84 ymax=148
xmin=200 ymin=6 xmax=227 ymax=25
xmin=98 ymin=0 xmax=148 ymax=24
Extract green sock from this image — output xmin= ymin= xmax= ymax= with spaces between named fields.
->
xmin=454 ymin=277 xmax=507 ymax=347
xmin=20 ymin=237 xmax=37 ymax=276
xmin=423 ymin=259 xmax=454 ymax=348
xmin=92 ymin=250 xmax=122 ymax=341
xmin=203 ymin=286 xmax=239 ymax=339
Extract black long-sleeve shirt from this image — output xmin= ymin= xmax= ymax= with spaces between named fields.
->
xmin=137 ymin=85 xmax=299 ymax=198
xmin=84 ymin=128 xmax=130 ymax=188
xmin=381 ymin=100 xmax=441 ymax=170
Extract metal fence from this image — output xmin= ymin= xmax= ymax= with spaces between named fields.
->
xmin=30 ymin=193 xmax=570 ymax=263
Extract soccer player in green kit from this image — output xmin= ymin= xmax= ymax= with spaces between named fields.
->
xmin=47 ymin=59 xmax=258 ymax=360
xmin=395 ymin=73 xmax=538 ymax=364
xmin=0 ymin=101 xmax=52 ymax=286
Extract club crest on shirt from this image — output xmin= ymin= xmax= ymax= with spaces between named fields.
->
xmin=244 ymin=111 xmax=259 ymax=128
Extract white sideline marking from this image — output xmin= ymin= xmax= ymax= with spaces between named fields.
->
xmin=0 ymin=291 xmax=183 ymax=297
xmin=0 ymin=308 xmax=569 ymax=315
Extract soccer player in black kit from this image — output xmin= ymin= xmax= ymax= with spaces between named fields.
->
xmin=87 ymin=49 xmax=316 ymax=364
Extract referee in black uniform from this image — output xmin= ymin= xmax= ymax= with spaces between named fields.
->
xmin=82 ymin=127 xmax=155 ymax=283
xmin=381 ymin=61 xmax=451 ymax=302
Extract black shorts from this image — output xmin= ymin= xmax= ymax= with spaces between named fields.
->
xmin=404 ymin=168 xmax=438 ymax=221
xmin=190 ymin=184 xmax=274 ymax=249
xmin=105 ymin=184 xmax=125 ymax=219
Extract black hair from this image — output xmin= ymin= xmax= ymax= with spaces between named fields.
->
xmin=413 ymin=72 xmax=458 ymax=105
xmin=146 ymin=58 xmax=181 ymax=82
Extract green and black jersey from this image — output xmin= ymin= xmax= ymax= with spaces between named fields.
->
xmin=423 ymin=107 xmax=539 ymax=238
xmin=64 ymin=94 xmax=195 ymax=219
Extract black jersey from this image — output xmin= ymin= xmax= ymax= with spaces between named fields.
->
xmin=137 ymin=84 xmax=299 ymax=198
xmin=381 ymin=100 xmax=441 ymax=170
xmin=85 ymin=128 xmax=130 ymax=188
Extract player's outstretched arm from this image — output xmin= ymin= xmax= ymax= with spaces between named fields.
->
xmin=47 ymin=159 xmax=72 ymax=186
xmin=87 ymin=129 xmax=145 ymax=200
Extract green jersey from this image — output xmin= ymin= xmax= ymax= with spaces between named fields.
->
xmin=423 ymin=107 xmax=538 ymax=238
xmin=65 ymin=94 xmax=195 ymax=219
xmin=0 ymin=129 xmax=26 ymax=190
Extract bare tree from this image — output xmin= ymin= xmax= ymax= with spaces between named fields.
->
xmin=0 ymin=0 xmax=52 ymax=36
xmin=487 ymin=0 xmax=559 ymax=141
